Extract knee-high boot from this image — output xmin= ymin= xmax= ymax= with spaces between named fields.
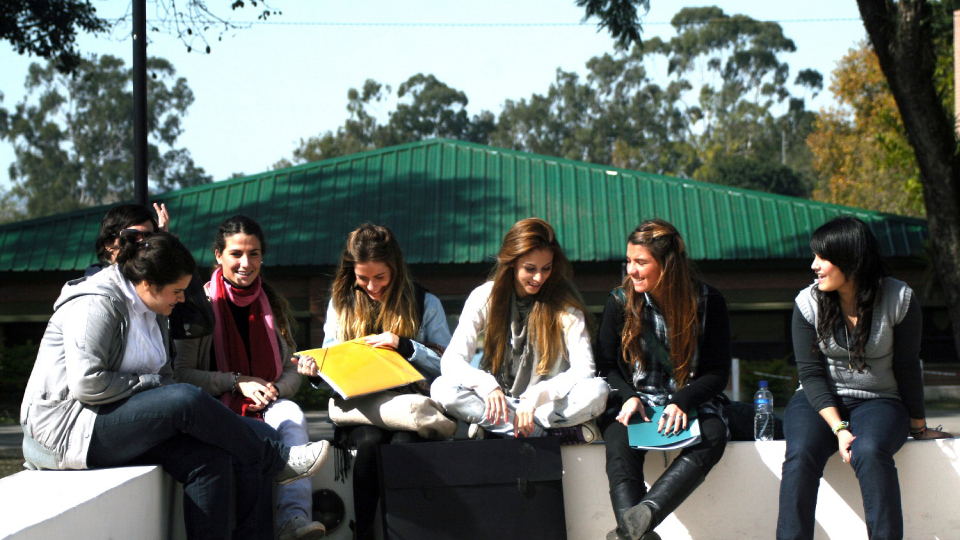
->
xmin=608 ymin=482 xmax=663 ymax=540
xmin=609 ymin=482 xmax=645 ymax=529
xmin=642 ymin=455 xmax=706 ymax=530
xmin=610 ymin=456 xmax=704 ymax=540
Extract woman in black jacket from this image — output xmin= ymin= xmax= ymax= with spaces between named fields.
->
xmin=596 ymin=219 xmax=731 ymax=540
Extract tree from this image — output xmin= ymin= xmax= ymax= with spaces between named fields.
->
xmin=1 ymin=54 xmax=212 ymax=218
xmin=807 ymin=42 xmax=924 ymax=216
xmin=580 ymin=0 xmax=960 ymax=356
xmin=0 ymin=0 xmax=109 ymax=73
xmin=279 ymin=74 xmax=494 ymax=166
xmin=853 ymin=0 xmax=960 ymax=353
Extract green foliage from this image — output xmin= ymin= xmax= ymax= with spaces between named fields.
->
xmin=0 ymin=0 xmax=109 ymax=74
xmin=738 ymin=357 xmax=798 ymax=411
xmin=696 ymin=155 xmax=812 ymax=197
xmin=0 ymin=342 xmax=39 ymax=422
xmin=2 ymin=54 xmax=212 ymax=219
xmin=575 ymin=0 xmax=649 ymax=50
xmin=293 ymin=380 xmax=332 ymax=411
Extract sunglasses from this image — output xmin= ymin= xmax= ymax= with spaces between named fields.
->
xmin=118 ymin=228 xmax=150 ymax=241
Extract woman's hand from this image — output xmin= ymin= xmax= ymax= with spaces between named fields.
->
xmin=837 ymin=429 xmax=856 ymax=464
xmin=911 ymin=420 xmax=953 ymax=440
xmin=153 ymin=203 xmax=170 ymax=232
xmin=294 ymin=354 xmax=319 ymax=377
xmin=365 ymin=332 xmax=400 ymax=350
xmin=514 ymin=397 xmax=536 ymax=437
xmin=484 ymin=388 xmax=509 ymax=426
xmin=237 ymin=376 xmax=278 ymax=408
xmin=657 ymin=403 xmax=688 ymax=435
xmin=616 ymin=397 xmax=645 ymax=426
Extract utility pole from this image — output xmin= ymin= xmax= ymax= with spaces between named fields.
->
xmin=133 ymin=0 xmax=148 ymax=208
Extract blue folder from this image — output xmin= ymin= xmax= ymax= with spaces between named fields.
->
xmin=627 ymin=405 xmax=701 ymax=450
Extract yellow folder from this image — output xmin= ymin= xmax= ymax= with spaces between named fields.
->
xmin=297 ymin=337 xmax=425 ymax=399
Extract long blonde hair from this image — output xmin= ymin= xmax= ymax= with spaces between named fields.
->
xmin=620 ymin=219 xmax=698 ymax=386
xmin=330 ymin=223 xmax=419 ymax=340
xmin=483 ymin=218 xmax=589 ymax=376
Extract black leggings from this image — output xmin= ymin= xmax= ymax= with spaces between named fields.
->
xmin=347 ymin=425 xmax=426 ymax=538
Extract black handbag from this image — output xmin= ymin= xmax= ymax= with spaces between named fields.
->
xmin=378 ymin=437 xmax=567 ymax=540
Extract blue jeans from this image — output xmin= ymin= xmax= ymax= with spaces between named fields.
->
xmin=776 ymin=391 xmax=909 ymax=540
xmin=87 ymin=384 xmax=289 ymax=540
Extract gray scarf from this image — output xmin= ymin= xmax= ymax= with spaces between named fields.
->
xmin=496 ymin=292 xmax=536 ymax=397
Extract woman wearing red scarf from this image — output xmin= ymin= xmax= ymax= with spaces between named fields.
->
xmin=174 ymin=215 xmax=325 ymax=540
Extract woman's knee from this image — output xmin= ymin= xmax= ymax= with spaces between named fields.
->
xmin=160 ymin=383 xmax=209 ymax=410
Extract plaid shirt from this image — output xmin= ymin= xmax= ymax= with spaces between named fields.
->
xmin=631 ymin=293 xmax=679 ymax=407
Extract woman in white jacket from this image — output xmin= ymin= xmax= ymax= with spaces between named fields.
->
xmin=431 ymin=217 xmax=608 ymax=442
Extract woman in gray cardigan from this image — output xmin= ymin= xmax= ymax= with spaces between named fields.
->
xmin=776 ymin=217 xmax=950 ymax=540
xmin=20 ymin=231 xmax=330 ymax=540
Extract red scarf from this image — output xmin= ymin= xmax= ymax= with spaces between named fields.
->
xmin=207 ymin=267 xmax=282 ymax=416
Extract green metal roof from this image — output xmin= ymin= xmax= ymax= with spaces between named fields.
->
xmin=0 ymin=138 xmax=929 ymax=272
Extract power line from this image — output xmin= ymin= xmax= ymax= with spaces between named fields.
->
xmin=120 ymin=18 xmax=862 ymax=28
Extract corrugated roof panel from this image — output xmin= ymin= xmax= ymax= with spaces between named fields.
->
xmin=0 ymin=138 xmax=930 ymax=271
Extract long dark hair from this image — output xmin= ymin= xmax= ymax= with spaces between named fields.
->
xmin=330 ymin=223 xmax=419 ymax=340
xmin=809 ymin=216 xmax=889 ymax=372
xmin=95 ymin=204 xmax=159 ymax=264
xmin=115 ymin=231 xmax=195 ymax=287
xmin=213 ymin=215 xmax=297 ymax=348
xmin=620 ymin=219 xmax=699 ymax=387
xmin=483 ymin=218 xmax=588 ymax=376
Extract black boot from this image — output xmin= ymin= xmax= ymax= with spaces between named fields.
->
xmin=641 ymin=455 xmax=706 ymax=531
xmin=606 ymin=482 xmax=646 ymax=540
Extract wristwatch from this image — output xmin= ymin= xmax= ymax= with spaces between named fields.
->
xmin=832 ymin=420 xmax=850 ymax=434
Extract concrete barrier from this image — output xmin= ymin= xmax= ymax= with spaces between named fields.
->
xmin=3 ymin=440 xmax=958 ymax=540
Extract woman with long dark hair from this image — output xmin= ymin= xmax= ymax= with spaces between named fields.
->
xmin=432 ymin=217 xmax=608 ymax=442
xmin=21 ymin=231 xmax=329 ymax=540
xmin=174 ymin=215 xmax=326 ymax=540
xmin=776 ymin=217 xmax=950 ymax=540
xmin=297 ymin=223 xmax=451 ymax=540
xmin=596 ymin=219 xmax=731 ymax=540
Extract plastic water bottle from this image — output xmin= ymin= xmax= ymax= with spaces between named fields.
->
xmin=754 ymin=380 xmax=774 ymax=441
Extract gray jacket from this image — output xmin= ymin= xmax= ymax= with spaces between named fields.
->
xmin=20 ymin=266 xmax=174 ymax=470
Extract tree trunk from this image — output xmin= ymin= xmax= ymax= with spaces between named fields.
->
xmin=857 ymin=0 xmax=960 ymax=359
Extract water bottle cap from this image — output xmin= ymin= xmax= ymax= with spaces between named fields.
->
xmin=759 ymin=380 xmax=768 ymax=388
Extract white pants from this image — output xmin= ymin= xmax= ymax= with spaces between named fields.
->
xmin=431 ymin=375 xmax=609 ymax=436
xmin=263 ymin=398 xmax=311 ymax=529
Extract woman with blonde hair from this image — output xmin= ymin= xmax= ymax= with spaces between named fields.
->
xmin=597 ymin=219 xmax=731 ymax=540
xmin=431 ymin=217 xmax=608 ymax=442
xmin=297 ymin=223 xmax=451 ymax=540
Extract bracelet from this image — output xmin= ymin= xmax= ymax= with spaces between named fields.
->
xmin=231 ymin=372 xmax=241 ymax=394
xmin=910 ymin=424 xmax=927 ymax=436
xmin=832 ymin=421 xmax=850 ymax=434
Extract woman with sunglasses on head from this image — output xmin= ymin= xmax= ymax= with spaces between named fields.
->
xmin=776 ymin=217 xmax=950 ymax=540
xmin=174 ymin=215 xmax=326 ymax=540
xmin=296 ymin=222 xmax=451 ymax=540
xmin=86 ymin=203 xmax=168 ymax=276
xmin=431 ymin=217 xmax=609 ymax=443
xmin=21 ymin=231 xmax=330 ymax=540
xmin=596 ymin=219 xmax=731 ymax=540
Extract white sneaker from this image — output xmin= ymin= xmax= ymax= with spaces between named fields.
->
xmin=277 ymin=441 xmax=331 ymax=485
xmin=278 ymin=514 xmax=326 ymax=540
xmin=467 ymin=423 xmax=485 ymax=440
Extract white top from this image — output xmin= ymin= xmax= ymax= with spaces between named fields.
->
xmin=115 ymin=266 xmax=166 ymax=375
xmin=440 ymin=281 xmax=596 ymax=407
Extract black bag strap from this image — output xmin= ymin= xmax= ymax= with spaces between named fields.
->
xmin=414 ymin=282 xmax=427 ymax=327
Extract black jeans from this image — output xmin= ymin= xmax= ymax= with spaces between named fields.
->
xmin=87 ymin=384 xmax=288 ymax=540
xmin=601 ymin=410 xmax=728 ymax=492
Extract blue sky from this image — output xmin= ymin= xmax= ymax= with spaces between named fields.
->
xmin=0 ymin=0 xmax=867 ymax=190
